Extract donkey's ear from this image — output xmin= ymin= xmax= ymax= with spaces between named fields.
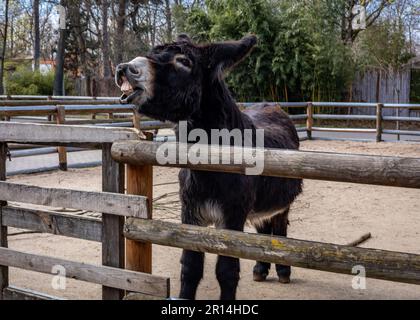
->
xmin=206 ymin=35 xmax=257 ymax=72
xmin=176 ymin=33 xmax=192 ymax=44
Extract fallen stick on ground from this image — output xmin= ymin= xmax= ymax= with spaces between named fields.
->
xmin=346 ymin=232 xmax=372 ymax=247
xmin=154 ymin=181 xmax=179 ymax=187
xmin=8 ymin=231 xmax=41 ymax=237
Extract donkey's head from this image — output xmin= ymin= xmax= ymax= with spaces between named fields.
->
xmin=115 ymin=34 xmax=257 ymax=122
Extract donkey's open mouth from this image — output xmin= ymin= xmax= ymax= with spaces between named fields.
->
xmin=119 ymin=76 xmax=144 ymax=104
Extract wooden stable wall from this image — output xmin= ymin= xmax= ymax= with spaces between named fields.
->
xmin=352 ymin=68 xmax=411 ymax=116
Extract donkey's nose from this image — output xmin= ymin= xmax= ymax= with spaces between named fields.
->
xmin=117 ymin=63 xmax=140 ymax=76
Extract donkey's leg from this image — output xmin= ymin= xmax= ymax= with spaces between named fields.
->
xmin=180 ymin=250 xmax=204 ymax=300
xmin=179 ymin=207 xmax=205 ymax=300
xmin=253 ymin=220 xmax=272 ymax=282
xmin=216 ymin=215 xmax=246 ymax=300
xmin=272 ymin=209 xmax=291 ymax=283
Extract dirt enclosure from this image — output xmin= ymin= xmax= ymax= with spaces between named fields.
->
xmin=6 ymin=140 xmax=420 ymax=300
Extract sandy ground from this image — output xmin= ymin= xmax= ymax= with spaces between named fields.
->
xmin=5 ymin=140 xmax=420 ymax=300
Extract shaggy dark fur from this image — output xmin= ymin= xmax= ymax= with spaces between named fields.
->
xmin=116 ymin=35 xmax=303 ymax=300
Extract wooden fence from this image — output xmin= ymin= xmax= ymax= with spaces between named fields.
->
xmin=0 ymin=123 xmax=169 ymax=300
xmin=0 ymin=120 xmax=419 ymax=300
xmin=111 ymin=139 xmax=420 ymax=288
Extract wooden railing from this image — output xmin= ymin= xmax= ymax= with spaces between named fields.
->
xmin=110 ymin=139 xmax=420 ymax=288
xmin=0 ymin=120 xmax=419 ymax=300
xmin=0 ymin=123 xmax=168 ymax=300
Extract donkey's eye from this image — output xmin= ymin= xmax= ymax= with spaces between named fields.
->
xmin=176 ymin=57 xmax=191 ymax=68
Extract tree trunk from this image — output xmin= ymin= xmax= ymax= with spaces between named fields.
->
xmin=114 ymin=0 xmax=127 ymax=65
xmin=164 ymin=0 xmax=173 ymax=43
xmin=69 ymin=3 xmax=92 ymax=96
xmin=101 ymin=0 xmax=111 ymax=78
xmin=33 ymin=0 xmax=40 ymax=71
xmin=0 ymin=0 xmax=10 ymax=95
xmin=53 ymin=0 xmax=66 ymax=96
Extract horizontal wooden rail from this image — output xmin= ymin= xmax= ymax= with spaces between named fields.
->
xmin=0 ymin=247 xmax=170 ymax=296
xmin=2 ymin=206 xmax=102 ymax=242
xmin=111 ymin=140 xmax=420 ymax=188
xmin=0 ymin=122 xmax=141 ymax=147
xmin=0 ymin=105 xmax=133 ymax=117
xmin=0 ymin=182 xmax=148 ymax=218
xmin=3 ymin=286 xmax=63 ymax=300
xmin=382 ymin=129 xmax=420 ymax=137
xmin=289 ymin=114 xmax=308 ymax=120
xmin=313 ymin=114 xmax=376 ymax=121
xmin=383 ymin=116 xmax=420 ymax=122
xmin=0 ymin=100 xmax=125 ymax=106
xmin=125 ymin=218 xmax=420 ymax=285
xmin=311 ymin=127 xmax=377 ymax=133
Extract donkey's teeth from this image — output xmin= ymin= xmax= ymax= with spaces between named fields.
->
xmin=121 ymin=79 xmax=133 ymax=93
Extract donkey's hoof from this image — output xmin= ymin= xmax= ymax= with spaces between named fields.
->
xmin=253 ymin=272 xmax=268 ymax=282
xmin=278 ymin=275 xmax=291 ymax=284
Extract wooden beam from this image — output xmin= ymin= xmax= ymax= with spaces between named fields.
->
xmin=2 ymin=206 xmax=102 ymax=242
xmin=0 ymin=143 xmax=7 ymax=300
xmin=0 ymin=122 xmax=141 ymax=146
xmin=306 ymin=102 xmax=313 ymax=140
xmin=126 ymin=161 xmax=153 ymax=275
xmin=102 ymin=144 xmax=125 ymax=300
xmin=311 ymin=127 xmax=377 ymax=133
xmin=0 ymin=100 xmax=122 ymax=106
xmin=125 ymin=218 xmax=420 ymax=286
xmin=0 ymin=247 xmax=170 ymax=296
xmin=0 ymin=181 xmax=148 ymax=218
xmin=111 ymin=140 xmax=420 ymax=189
xmin=376 ymin=103 xmax=383 ymax=142
xmin=56 ymin=106 xmax=68 ymax=171
xmin=3 ymin=286 xmax=63 ymax=300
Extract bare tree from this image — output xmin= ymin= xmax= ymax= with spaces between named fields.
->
xmin=102 ymin=0 xmax=112 ymax=77
xmin=0 ymin=0 xmax=9 ymax=95
xmin=114 ymin=0 xmax=127 ymax=65
xmin=339 ymin=0 xmax=393 ymax=44
xmin=34 ymin=0 xmax=40 ymax=71
xmin=53 ymin=0 xmax=67 ymax=96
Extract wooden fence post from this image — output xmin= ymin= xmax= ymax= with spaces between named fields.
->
xmin=47 ymin=95 xmax=53 ymax=122
xmin=102 ymin=143 xmax=125 ymax=300
xmin=56 ymin=106 xmax=68 ymax=171
xmin=306 ymin=102 xmax=313 ymax=140
xmin=126 ymin=132 xmax=153 ymax=275
xmin=376 ymin=103 xmax=383 ymax=142
xmin=0 ymin=143 xmax=8 ymax=299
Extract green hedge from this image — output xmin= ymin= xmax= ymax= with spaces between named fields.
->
xmin=5 ymin=67 xmax=73 ymax=95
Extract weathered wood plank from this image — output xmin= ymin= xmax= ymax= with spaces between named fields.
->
xmin=0 ymin=122 xmax=140 ymax=146
xmin=56 ymin=106 xmax=68 ymax=171
xmin=0 ymin=247 xmax=170 ymax=296
xmin=1 ymin=206 xmax=102 ymax=242
xmin=306 ymin=102 xmax=313 ymax=140
xmin=0 ymin=143 xmax=7 ymax=300
xmin=125 ymin=218 xmax=420 ymax=285
xmin=102 ymin=144 xmax=125 ymax=300
xmin=126 ymin=164 xmax=153 ymax=275
xmin=311 ymin=127 xmax=377 ymax=133
xmin=112 ymin=140 xmax=420 ymax=188
xmin=0 ymin=100 xmax=123 ymax=106
xmin=0 ymin=181 xmax=148 ymax=218
xmin=376 ymin=103 xmax=383 ymax=142
xmin=3 ymin=286 xmax=63 ymax=300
